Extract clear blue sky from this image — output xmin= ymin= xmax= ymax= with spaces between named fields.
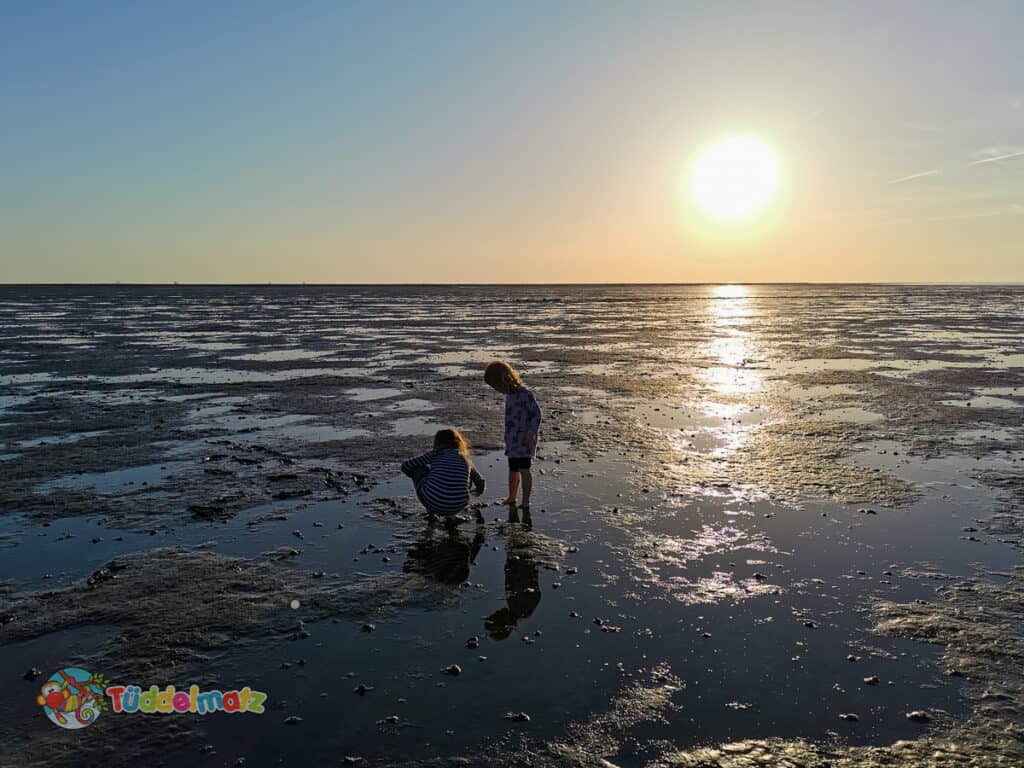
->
xmin=3 ymin=1 xmax=1023 ymax=282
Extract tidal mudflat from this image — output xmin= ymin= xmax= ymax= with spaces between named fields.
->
xmin=1 ymin=284 xmax=1023 ymax=767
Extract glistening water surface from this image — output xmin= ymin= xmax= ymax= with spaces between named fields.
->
xmin=1 ymin=284 xmax=1022 ymax=767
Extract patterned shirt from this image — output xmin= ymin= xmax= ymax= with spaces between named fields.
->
xmin=401 ymin=448 xmax=485 ymax=514
xmin=505 ymin=386 xmax=542 ymax=458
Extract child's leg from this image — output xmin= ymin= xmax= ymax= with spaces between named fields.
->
xmin=407 ymin=466 xmax=433 ymax=513
xmin=502 ymin=470 xmax=520 ymax=505
xmin=519 ymin=469 xmax=532 ymax=508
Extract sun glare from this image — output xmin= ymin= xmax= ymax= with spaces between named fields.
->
xmin=689 ymin=137 xmax=780 ymax=223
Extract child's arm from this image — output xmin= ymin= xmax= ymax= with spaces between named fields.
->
xmin=522 ymin=389 xmax=542 ymax=448
xmin=469 ymin=466 xmax=485 ymax=496
xmin=401 ymin=450 xmax=435 ymax=476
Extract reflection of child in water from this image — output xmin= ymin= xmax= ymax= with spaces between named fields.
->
xmin=401 ymin=428 xmax=485 ymax=518
xmin=485 ymin=507 xmax=541 ymax=640
xmin=403 ymin=517 xmax=485 ymax=585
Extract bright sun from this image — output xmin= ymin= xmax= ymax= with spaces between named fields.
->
xmin=689 ymin=136 xmax=780 ymax=223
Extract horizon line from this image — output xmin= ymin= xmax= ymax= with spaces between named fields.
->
xmin=2 ymin=281 xmax=1024 ymax=288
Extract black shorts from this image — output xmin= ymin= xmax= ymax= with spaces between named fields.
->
xmin=508 ymin=457 xmax=532 ymax=471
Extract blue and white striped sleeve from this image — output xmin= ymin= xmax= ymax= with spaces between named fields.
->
xmin=401 ymin=450 xmax=435 ymax=476
xmin=469 ymin=466 xmax=485 ymax=494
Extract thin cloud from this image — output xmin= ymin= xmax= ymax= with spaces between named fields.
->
xmin=888 ymin=169 xmax=939 ymax=184
xmin=884 ymin=145 xmax=1024 ymax=187
xmin=970 ymin=149 xmax=1024 ymax=165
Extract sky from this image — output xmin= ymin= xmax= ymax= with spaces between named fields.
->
xmin=2 ymin=1 xmax=1023 ymax=284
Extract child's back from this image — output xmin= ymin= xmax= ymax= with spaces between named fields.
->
xmin=402 ymin=440 xmax=485 ymax=515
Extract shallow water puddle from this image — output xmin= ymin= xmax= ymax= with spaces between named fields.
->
xmin=390 ymin=416 xmax=443 ymax=436
xmin=35 ymin=460 xmax=193 ymax=494
xmin=345 ymin=387 xmax=407 ymax=402
xmin=940 ymin=395 xmax=1021 ymax=409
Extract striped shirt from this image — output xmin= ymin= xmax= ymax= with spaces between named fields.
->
xmin=505 ymin=386 xmax=542 ymax=458
xmin=401 ymin=448 xmax=485 ymax=515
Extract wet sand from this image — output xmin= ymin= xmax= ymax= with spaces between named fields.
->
xmin=1 ymin=284 xmax=1022 ymax=767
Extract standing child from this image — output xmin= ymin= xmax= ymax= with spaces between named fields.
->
xmin=484 ymin=360 xmax=542 ymax=508
xmin=401 ymin=428 xmax=485 ymax=517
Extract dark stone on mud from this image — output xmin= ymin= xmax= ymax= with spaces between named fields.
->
xmin=847 ymin=654 xmax=860 ymax=661
xmin=906 ymin=710 xmax=930 ymax=722
xmin=283 ymin=716 xmax=302 ymax=724
xmin=23 ymin=667 xmax=42 ymax=681
xmin=442 ymin=664 xmax=462 ymax=676
xmin=342 ymin=758 xmax=364 ymax=765
xmin=505 ymin=711 xmax=531 ymax=722
xmin=353 ymin=684 xmax=373 ymax=696
xmin=466 ymin=636 xmax=480 ymax=649
xmin=362 ymin=623 xmax=376 ymax=633
xmin=274 ymin=489 xmax=311 ymax=500
xmin=86 ymin=559 xmax=129 ymax=586
xmin=189 ymin=504 xmax=227 ymax=520
xmin=839 ymin=713 xmax=859 ymax=722
xmin=803 ymin=620 xmax=817 ymax=628
xmin=90 ymin=536 xmax=102 ymax=544
xmin=377 ymin=715 xmax=400 ymax=726
xmin=863 ymin=676 xmax=880 ymax=685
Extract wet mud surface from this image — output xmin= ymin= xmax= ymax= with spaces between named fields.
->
xmin=1 ymin=284 xmax=1023 ymax=767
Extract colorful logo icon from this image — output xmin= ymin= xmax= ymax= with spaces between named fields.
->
xmin=36 ymin=668 xmax=109 ymax=729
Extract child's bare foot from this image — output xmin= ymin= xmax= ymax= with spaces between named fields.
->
xmin=498 ymin=497 xmax=517 ymax=506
